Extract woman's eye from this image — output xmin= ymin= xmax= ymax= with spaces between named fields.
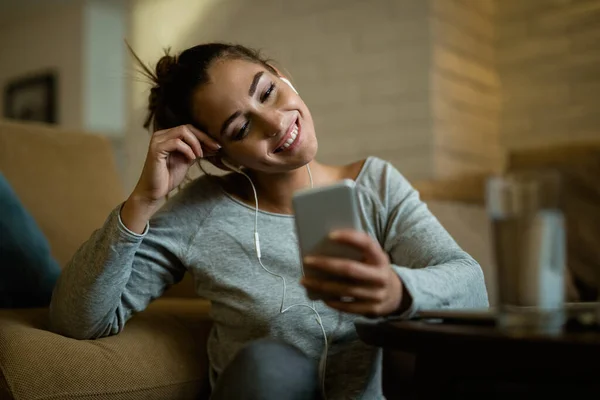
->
xmin=234 ymin=122 xmax=250 ymax=141
xmin=261 ymin=83 xmax=275 ymax=102
xmin=231 ymin=83 xmax=275 ymax=140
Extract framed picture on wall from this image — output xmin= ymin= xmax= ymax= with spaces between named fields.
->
xmin=3 ymin=72 xmax=57 ymax=124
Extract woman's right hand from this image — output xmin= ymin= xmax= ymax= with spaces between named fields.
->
xmin=121 ymin=125 xmax=221 ymax=233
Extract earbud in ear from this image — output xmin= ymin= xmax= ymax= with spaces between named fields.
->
xmin=222 ymin=158 xmax=243 ymax=173
xmin=280 ymin=77 xmax=298 ymax=94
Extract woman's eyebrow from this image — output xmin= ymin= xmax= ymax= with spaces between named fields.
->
xmin=248 ymin=71 xmax=264 ymax=96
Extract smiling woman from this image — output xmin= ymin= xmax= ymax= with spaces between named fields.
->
xmin=49 ymin=42 xmax=489 ymax=400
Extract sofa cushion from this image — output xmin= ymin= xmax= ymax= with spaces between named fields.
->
xmin=0 ymin=299 xmax=212 ymax=400
xmin=0 ymin=121 xmax=124 ymax=267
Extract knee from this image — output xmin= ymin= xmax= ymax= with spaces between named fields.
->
xmin=213 ymin=338 xmax=318 ymax=400
xmin=235 ymin=338 xmax=317 ymax=378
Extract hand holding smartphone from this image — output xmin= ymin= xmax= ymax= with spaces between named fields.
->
xmin=292 ymin=179 xmax=363 ymax=300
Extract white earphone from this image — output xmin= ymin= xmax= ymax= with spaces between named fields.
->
xmin=221 ymin=158 xmax=242 ymax=173
xmin=280 ymin=77 xmax=298 ymax=94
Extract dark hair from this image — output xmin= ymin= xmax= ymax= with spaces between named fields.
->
xmin=128 ymin=42 xmax=278 ymax=133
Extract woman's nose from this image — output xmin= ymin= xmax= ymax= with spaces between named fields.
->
xmin=259 ymin=110 xmax=285 ymax=138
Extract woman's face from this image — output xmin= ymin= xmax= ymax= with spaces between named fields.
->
xmin=191 ymin=58 xmax=318 ymax=173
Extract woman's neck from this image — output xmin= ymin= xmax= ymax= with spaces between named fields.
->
xmin=247 ymin=161 xmax=325 ymax=215
xmin=224 ymin=159 xmax=365 ymax=215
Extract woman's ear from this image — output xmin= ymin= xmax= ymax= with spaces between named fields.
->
xmin=203 ymin=153 xmax=242 ymax=173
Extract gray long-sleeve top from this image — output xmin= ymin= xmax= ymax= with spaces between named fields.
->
xmin=49 ymin=156 xmax=488 ymax=399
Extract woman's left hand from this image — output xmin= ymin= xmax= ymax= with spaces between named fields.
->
xmin=301 ymin=229 xmax=405 ymax=317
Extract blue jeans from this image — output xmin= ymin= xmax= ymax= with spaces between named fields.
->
xmin=210 ymin=338 xmax=319 ymax=400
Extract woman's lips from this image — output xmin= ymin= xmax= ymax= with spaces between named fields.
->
xmin=274 ymin=119 xmax=301 ymax=153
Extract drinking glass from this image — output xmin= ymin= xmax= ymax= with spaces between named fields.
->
xmin=486 ymin=170 xmax=566 ymax=334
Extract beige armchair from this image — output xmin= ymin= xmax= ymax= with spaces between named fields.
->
xmin=0 ymin=121 xmax=213 ymax=399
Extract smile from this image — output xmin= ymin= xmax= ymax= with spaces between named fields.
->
xmin=274 ymin=119 xmax=301 ymax=153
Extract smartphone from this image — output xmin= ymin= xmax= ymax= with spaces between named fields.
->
xmin=292 ymin=179 xmax=363 ymax=300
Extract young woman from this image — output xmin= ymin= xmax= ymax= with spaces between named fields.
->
xmin=49 ymin=43 xmax=488 ymax=399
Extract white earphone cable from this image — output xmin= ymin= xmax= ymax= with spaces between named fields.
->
xmin=237 ymin=164 xmax=330 ymax=398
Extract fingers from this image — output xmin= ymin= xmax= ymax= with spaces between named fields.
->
xmin=301 ymin=276 xmax=387 ymax=302
xmin=153 ymin=125 xmax=221 ymax=158
xmin=324 ymin=299 xmax=385 ymax=318
xmin=184 ymin=124 xmax=221 ymax=153
xmin=320 ymin=269 xmax=404 ymax=317
xmin=178 ymin=126 xmax=205 ymax=157
xmin=303 ymin=256 xmax=385 ymax=287
xmin=301 ymin=248 xmax=403 ymax=317
xmin=329 ymin=230 xmax=389 ymax=265
xmin=161 ymin=126 xmax=203 ymax=157
xmin=159 ymin=138 xmax=197 ymax=162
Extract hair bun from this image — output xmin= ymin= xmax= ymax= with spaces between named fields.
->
xmin=154 ymin=52 xmax=179 ymax=86
xmin=144 ymin=51 xmax=179 ymax=130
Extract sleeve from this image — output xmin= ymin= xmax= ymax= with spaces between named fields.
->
xmin=379 ymin=163 xmax=489 ymax=317
xmin=48 ymin=201 xmax=193 ymax=340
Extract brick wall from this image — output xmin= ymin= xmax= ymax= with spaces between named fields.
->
xmin=498 ymin=0 xmax=600 ymax=151
xmin=274 ymin=0 xmax=433 ymax=178
xmin=127 ymin=0 xmax=434 ymax=191
xmin=431 ymin=0 xmax=503 ymax=177
xmin=429 ymin=0 xmax=600 ymax=177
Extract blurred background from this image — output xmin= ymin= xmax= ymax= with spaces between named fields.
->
xmin=1 ymin=3 xmax=599 ymax=397
xmin=0 ymin=0 xmax=598 ymax=191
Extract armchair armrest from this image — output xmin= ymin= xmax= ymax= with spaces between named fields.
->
xmin=0 ymin=298 xmax=213 ymax=400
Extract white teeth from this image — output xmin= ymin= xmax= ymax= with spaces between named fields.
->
xmin=278 ymin=124 xmax=299 ymax=151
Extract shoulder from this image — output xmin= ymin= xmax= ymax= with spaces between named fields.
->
xmin=356 ymin=156 xmax=414 ymax=203
xmin=152 ymin=173 xmax=225 ymax=225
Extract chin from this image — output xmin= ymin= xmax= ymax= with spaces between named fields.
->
xmin=271 ymin=131 xmax=318 ymax=169
xmin=292 ymin=138 xmax=318 ymax=167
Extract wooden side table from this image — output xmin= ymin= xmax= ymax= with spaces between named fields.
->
xmin=356 ymin=318 xmax=600 ymax=399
